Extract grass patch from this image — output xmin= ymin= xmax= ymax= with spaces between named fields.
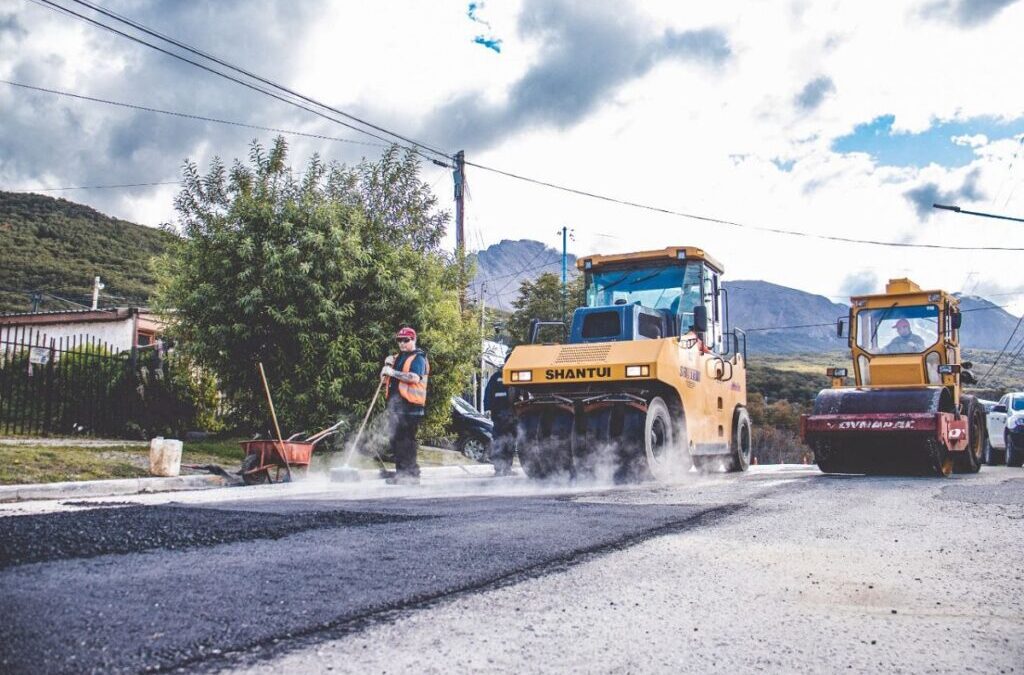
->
xmin=0 ymin=439 xmax=476 ymax=485
xmin=0 ymin=442 xmax=246 ymax=485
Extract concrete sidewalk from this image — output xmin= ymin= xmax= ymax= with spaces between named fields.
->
xmin=0 ymin=463 xmax=498 ymax=505
xmin=0 ymin=474 xmax=229 ymax=503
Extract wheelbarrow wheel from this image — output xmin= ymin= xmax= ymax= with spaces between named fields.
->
xmin=240 ymin=453 xmax=271 ymax=485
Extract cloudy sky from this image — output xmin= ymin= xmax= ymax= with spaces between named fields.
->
xmin=3 ymin=0 xmax=1024 ymax=311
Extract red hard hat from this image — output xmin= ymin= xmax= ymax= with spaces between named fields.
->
xmin=395 ymin=327 xmax=417 ymax=341
xmin=895 ymin=318 xmax=910 ymax=328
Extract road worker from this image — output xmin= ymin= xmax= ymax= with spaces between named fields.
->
xmin=380 ymin=326 xmax=429 ymax=485
xmin=484 ymin=363 xmax=516 ymax=477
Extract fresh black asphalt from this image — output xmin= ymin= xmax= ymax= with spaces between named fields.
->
xmin=0 ymin=505 xmax=422 ymax=568
xmin=0 ymin=492 xmax=731 ymax=673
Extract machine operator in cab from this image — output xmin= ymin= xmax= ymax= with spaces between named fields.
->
xmin=884 ymin=318 xmax=925 ymax=354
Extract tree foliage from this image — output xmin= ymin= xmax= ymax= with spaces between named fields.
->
xmin=156 ymin=138 xmax=477 ymax=435
xmin=506 ymin=272 xmax=584 ymax=345
xmin=0 ymin=191 xmax=175 ymax=313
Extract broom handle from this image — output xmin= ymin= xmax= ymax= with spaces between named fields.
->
xmin=257 ymin=362 xmax=290 ymax=473
xmin=341 ymin=376 xmax=385 ymax=468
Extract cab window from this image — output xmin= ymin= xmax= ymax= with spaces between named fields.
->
xmin=856 ymin=304 xmax=939 ymax=355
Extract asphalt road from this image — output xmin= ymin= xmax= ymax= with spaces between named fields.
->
xmin=1 ymin=466 xmax=1022 ymax=674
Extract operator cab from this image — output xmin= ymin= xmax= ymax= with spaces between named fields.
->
xmin=574 ymin=246 xmax=728 ymax=352
xmin=843 ymin=278 xmax=965 ymax=387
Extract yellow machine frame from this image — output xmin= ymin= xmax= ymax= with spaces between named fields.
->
xmin=503 ymin=245 xmax=749 ymax=477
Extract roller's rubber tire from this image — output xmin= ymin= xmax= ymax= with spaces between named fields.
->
xmin=726 ymin=407 xmax=752 ymax=472
xmin=1007 ymin=433 xmax=1024 ymax=468
xmin=923 ymin=438 xmax=954 ymax=477
xmin=644 ymin=397 xmax=686 ymax=481
xmin=954 ymin=400 xmax=984 ymax=474
xmin=518 ymin=413 xmax=573 ymax=480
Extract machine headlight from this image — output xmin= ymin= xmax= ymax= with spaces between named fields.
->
xmin=826 ymin=367 xmax=847 ymax=378
xmin=625 ymin=365 xmax=650 ymax=378
xmin=1014 ymin=417 xmax=1024 ymax=429
xmin=510 ymin=370 xmax=532 ymax=382
xmin=937 ymin=364 xmax=961 ymax=375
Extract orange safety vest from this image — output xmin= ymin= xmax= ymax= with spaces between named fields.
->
xmin=385 ymin=352 xmax=430 ymax=406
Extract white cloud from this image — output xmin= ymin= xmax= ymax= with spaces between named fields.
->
xmin=3 ymin=0 xmax=1024 ymax=315
xmin=951 ymin=134 xmax=989 ymax=147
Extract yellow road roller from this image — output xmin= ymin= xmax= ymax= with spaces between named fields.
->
xmin=503 ymin=246 xmax=751 ymax=481
xmin=801 ymin=278 xmax=985 ymax=476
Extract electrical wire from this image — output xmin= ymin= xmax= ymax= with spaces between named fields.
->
xmin=9 ymin=181 xmax=179 ymax=192
xmin=63 ymin=0 xmax=451 ymax=159
xmin=978 ymin=311 xmax=1024 ymax=386
xmin=740 ymin=301 xmax=1021 ymax=333
xmin=29 ymin=1 xmax=1024 ymax=252
xmin=32 ymin=0 xmax=451 ymax=167
xmin=1 ymin=79 xmax=386 ymax=149
xmin=463 ymin=158 xmax=1024 ymax=252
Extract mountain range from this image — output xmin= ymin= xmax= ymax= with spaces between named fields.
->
xmin=473 ymin=240 xmax=1021 ymax=354
xmin=3 ymin=195 xmax=1019 ymax=355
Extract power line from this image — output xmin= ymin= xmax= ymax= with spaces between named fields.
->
xmin=741 ymin=301 xmax=1021 ymax=333
xmin=978 ymin=312 xmax=1024 ymax=386
xmin=59 ymin=0 xmax=451 ymax=159
xmin=8 ymin=181 xmax=179 ymax=192
xmin=32 ymin=0 xmax=451 ymax=168
xmin=1 ymin=79 xmax=386 ymax=149
xmin=32 ymin=1 xmax=1024 ymax=253
xmin=465 ymin=158 xmax=1024 ymax=252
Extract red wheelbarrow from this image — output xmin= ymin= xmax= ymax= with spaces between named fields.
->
xmin=239 ymin=422 xmax=343 ymax=485
xmin=239 ymin=439 xmax=314 ymax=485
xmin=241 ymin=362 xmax=344 ymax=485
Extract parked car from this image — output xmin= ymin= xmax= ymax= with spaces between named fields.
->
xmin=985 ymin=393 xmax=1024 ymax=467
xmin=451 ymin=396 xmax=493 ymax=462
xmin=978 ymin=399 xmax=997 ymax=465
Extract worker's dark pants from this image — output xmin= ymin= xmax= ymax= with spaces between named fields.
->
xmin=491 ymin=417 xmax=517 ymax=471
xmin=388 ymin=413 xmax=422 ymax=477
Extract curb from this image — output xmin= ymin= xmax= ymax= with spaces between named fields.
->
xmin=330 ymin=463 xmax=496 ymax=482
xmin=0 ymin=464 xmax=495 ymax=504
xmin=0 ymin=474 xmax=228 ymax=503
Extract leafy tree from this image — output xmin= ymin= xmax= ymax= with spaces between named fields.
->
xmin=156 ymin=138 xmax=477 ymax=435
xmin=506 ymin=273 xmax=584 ymax=345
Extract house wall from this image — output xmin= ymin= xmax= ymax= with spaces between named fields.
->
xmin=1 ymin=319 xmax=137 ymax=353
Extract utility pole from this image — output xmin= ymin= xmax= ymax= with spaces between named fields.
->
xmin=559 ymin=227 xmax=573 ymax=319
xmin=453 ymin=150 xmax=466 ymax=307
xmin=479 ymin=281 xmax=486 ymax=412
xmin=91 ymin=276 xmax=104 ymax=310
xmin=29 ymin=291 xmax=41 ymax=313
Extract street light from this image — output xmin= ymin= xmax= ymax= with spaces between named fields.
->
xmin=932 ymin=203 xmax=1024 ymax=223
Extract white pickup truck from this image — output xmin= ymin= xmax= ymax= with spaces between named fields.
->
xmin=985 ymin=392 xmax=1024 ymax=467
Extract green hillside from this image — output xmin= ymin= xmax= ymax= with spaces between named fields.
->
xmin=0 ymin=191 xmax=176 ymax=313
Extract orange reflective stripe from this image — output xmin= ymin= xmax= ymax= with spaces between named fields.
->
xmin=391 ymin=354 xmax=430 ymax=406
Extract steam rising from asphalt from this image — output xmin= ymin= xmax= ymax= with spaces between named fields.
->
xmin=308 ymin=407 xmax=730 ymax=500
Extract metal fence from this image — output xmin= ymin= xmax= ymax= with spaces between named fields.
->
xmin=0 ymin=327 xmax=138 ymax=437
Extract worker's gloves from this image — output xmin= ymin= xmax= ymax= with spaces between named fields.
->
xmin=384 ymin=355 xmax=396 ymax=367
xmin=380 ymin=366 xmax=396 ymax=378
